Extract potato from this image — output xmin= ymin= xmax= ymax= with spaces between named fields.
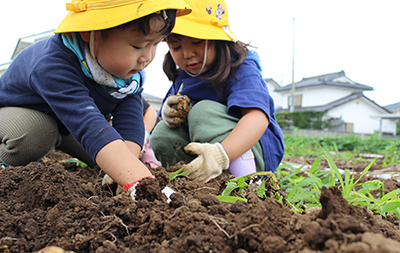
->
xmin=170 ymin=95 xmax=191 ymax=119
xmin=36 ymin=246 xmax=75 ymax=253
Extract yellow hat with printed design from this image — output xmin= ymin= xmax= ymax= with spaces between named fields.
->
xmin=55 ymin=0 xmax=192 ymax=33
xmin=171 ymin=0 xmax=237 ymax=42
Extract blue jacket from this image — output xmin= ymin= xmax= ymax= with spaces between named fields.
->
xmin=0 ymin=34 xmax=145 ymax=161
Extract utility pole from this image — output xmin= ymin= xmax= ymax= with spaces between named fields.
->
xmin=289 ymin=17 xmax=295 ymax=113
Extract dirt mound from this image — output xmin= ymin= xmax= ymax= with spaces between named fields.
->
xmin=1 ymin=151 xmax=400 ymax=253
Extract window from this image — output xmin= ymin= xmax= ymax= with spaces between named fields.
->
xmin=288 ymin=94 xmax=302 ymax=107
xmin=345 ymin=122 xmax=354 ymax=133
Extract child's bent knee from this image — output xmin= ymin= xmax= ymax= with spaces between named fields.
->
xmin=0 ymin=107 xmax=60 ymax=166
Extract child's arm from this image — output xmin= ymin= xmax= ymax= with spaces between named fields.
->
xmin=95 ymin=139 xmax=153 ymax=186
xmin=221 ymin=108 xmax=269 ymax=161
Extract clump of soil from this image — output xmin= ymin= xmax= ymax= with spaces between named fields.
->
xmin=1 ymin=150 xmax=400 ymax=253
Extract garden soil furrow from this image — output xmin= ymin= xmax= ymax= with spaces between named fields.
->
xmin=1 ymin=150 xmax=400 ymax=253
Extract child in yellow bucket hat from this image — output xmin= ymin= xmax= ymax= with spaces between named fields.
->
xmin=150 ymin=0 xmax=285 ymax=183
xmin=0 ymin=0 xmax=191 ymax=200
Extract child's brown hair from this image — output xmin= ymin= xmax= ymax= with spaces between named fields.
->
xmin=163 ymin=34 xmax=249 ymax=88
xmin=101 ymin=10 xmax=177 ymax=38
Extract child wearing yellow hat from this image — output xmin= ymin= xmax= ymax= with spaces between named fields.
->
xmin=0 ymin=0 xmax=191 ymax=199
xmin=150 ymin=0 xmax=285 ymax=183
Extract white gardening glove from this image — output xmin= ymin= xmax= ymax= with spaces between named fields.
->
xmin=183 ymin=143 xmax=230 ymax=183
xmin=161 ymin=95 xmax=191 ymax=128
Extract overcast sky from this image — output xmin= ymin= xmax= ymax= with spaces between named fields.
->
xmin=1 ymin=0 xmax=399 ymax=106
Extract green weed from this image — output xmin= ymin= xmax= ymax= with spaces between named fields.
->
xmin=277 ymin=152 xmax=400 ymax=227
xmin=169 ymin=167 xmax=190 ymax=181
xmin=63 ymin=158 xmax=88 ymax=167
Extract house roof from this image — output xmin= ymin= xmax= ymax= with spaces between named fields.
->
xmin=142 ymin=93 xmax=162 ymax=102
xmin=384 ymin=102 xmax=400 ymax=112
xmin=276 ymin=92 xmax=390 ymax=114
xmin=0 ymin=62 xmax=10 ymax=73
xmin=263 ymin=78 xmax=281 ymax=88
xmin=11 ymin=30 xmax=55 ymax=60
xmin=370 ymin=114 xmax=400 ymax=120
xmin=275 ymin=70 xmax=373 ymax=92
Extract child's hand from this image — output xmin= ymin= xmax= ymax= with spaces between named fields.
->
xmin=125 ymin=176 xmax=175 ymax=203
xmin=182 ymin=142 xmax=230 ymax=182
xmin=103 ymin=174 xmax=174 ymax=202
xmin=161 ymin=95 xmax=191 ymax=128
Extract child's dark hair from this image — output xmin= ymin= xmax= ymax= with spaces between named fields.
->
xmin=163 ymin=34 xmax=249 ymax=88
xmin=100 ymin=9 xmax=177 ymax=38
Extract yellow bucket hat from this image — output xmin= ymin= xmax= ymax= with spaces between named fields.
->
xmin=55 ymin=0 xmax=192 ymax=33
xmin=171 ymin=0 xmax=237 ymax=42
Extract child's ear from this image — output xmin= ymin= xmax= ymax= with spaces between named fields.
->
xmin=79 ymin=32 xmax=91 ymax=42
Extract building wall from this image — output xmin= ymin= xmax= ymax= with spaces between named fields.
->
xmin=327 ymin=97 xmax=396 ymax=135
xmin=280 ymin=86 xmax=362 ymax=109
xmin=381 ymin=118 xmax=398 ymax=135
xmin=265 ymin=80 xmax=283 ymax=109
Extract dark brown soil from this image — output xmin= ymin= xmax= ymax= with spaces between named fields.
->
xmin=1 ymin=150 xmax=400 ymax=253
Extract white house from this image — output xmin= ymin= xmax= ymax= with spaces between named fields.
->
xmin=264 ymin=78 xmax=283 ymax=110
xmin=9 ymin=30 xmax=56 ymax=60
xmin=270 ymin=71 xmax=397 ymax=135
xmin=0 ymin=62 xmax=10 ymax=76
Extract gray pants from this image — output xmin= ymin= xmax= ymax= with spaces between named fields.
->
xmin=150 ymin=100 xmax=265 ymax=172
xmin=0 ymin=106 xmax=96 ymax=167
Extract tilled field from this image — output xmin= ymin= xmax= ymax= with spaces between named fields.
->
xmin=1 ymin=150 xmax=400 ymax=253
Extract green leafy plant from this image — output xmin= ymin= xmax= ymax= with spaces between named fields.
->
xmin=217 ymin=172 xmax=299 ymax=212
xmin=277 ymin=157 xmax=326 ymax=209
xmin=323 ymin=151 xmax=375 ymax=199
xmin=169 ymin=167 xmax=190 ymax=181
xmin=276 ymin=152 xmax=376 ymax=210
xmin=215 ymin=145 xmax=400 ymax=227
xmin=216 ymin=195 xmax=247 ymax=203
xmin=282 ymin=133 xmax=400 ymax=168
xmin=276 ymin=152 xmax=400 ymax=227
xmin=276 ymin=111 xmax=342 ymax=130
xmin=63 ymin=158 xmax=88 ymax=167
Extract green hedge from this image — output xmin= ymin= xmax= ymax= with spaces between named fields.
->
xmin=277 ymin=111 xmax=342 ymax=130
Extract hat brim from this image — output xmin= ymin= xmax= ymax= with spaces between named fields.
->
xmin=172 ymin=16 xmax=236 ymax=41
xmin=55 ymin=0 xmax=191 ymax=33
